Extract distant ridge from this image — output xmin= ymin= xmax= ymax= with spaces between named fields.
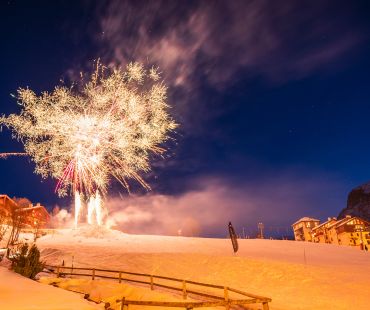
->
xmin=338 ymin=182 xmax=370 ymax=221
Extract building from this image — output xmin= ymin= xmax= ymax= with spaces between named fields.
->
xmin=327 ymin=216 xmax=370 ymax=249
xmin=0 ymin=194 xmax=50 ymax=228
xmin=18 ymin=203 xmax=50 ymax=228
xmin=293 ymin=215 xmax=370 ymax=249
xmin=291 ymin=217 xmax=320 ymax=241
xmin=0 ymin=195 xmax=19 ymax=218
xmin=311 ymin=217 xmax=337 ymax=243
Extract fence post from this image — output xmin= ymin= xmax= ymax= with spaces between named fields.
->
xmin=56 ymin=266 xmax=60 ymax=278
xmin=92 ymin=268 xmax=95 ymax=280
xmin=182 ymin=280 xmax=187 ymax=299
xmin=224 ymin=286 xmax=229 ymax=310
xmin=120 ymin=297 xmax=125 ymax=310
xmin=150 ymin=275 xmax=154 ymax=290
xmin=119 ymin=272 xmax=122 ymax=284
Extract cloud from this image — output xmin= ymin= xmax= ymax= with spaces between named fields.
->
xmin=97 ymin=0 xmax=361 ymax=91
xmin=105 ymin=172 xmax=346 ymax=237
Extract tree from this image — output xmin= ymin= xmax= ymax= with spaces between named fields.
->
xmin=0 ymin=210 xmax=9 ymax=243
xmin=10 ymin=243 xmax=45 ymax=279
xmin=6 ymin=206 xmax=26 ymax=247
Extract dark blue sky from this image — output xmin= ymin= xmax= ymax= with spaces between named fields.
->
xmin=1 ymin=0 xmax=370 ymax=236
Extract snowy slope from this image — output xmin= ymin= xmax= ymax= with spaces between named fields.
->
xmin=36 ymin=227 xmax=370 ymax=310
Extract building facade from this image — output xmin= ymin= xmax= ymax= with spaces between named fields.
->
xmin=291 ymin=217 xmax=320 ymax=242
xmin=311 ymin=217 xmax=337 ymax=243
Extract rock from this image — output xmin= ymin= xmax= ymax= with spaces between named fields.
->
xmin=338 ymin=183 xmax=370 ymax=221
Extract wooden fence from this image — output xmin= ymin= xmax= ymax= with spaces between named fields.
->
xmin=45 ymin=265 xmax=271 ymax=310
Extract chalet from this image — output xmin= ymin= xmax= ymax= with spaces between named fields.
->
xmin=0 ymin=194 xmax=50 ymax=228
xmin=0 ymin=195 xmax=18 ymax=218
xmin=18 ymin=203 xmax=50 ymax=228
xmin=311 ymin=217 xmax=337 ymax=243
xmin=327 ymin=216 xmax=370 ymax=249
xmin=292 ymin=217 xmax=320 ymax=242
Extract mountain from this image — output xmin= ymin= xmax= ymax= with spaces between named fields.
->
xmin=338 ymin=182 xmax=370 ymax=221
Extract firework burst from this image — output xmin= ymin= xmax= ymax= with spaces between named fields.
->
xmin=1 ymin=62 xmax=177 ymax=226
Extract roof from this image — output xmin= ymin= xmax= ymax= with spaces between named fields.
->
xmin=311 ymin=218 xmax=337 ymax=231
xmin=329 ymin=216 xmax=370 ymax=230
xmin=16 ymin=205 xmax=50 ymax=219
xmin=292 ymin=217 xmax=320 ymax=226
xmin=326 ymin=217 xmax=349 ymax=230
xmin=0 ymin=195 xmax=19 ymax=209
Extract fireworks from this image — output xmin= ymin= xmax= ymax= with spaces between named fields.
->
xmin=1 ymin=62 xmax=177 ymax=226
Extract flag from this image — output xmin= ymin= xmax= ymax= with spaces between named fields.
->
xmin=228 ymin=221 xmax=238 ymax=253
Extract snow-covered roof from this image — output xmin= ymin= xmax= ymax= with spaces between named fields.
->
xmin=292 ymin=217 xmax=320 ymax=226
xmin=311 ymin=218 xmax=337 ymax=231
xmin=327 ymin=216 xmax=370 ymax=230
xmin=326 ymin=217 xmax=349 ymax=230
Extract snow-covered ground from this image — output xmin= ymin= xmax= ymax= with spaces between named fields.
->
xmin=32 ymin=226 xmax=370 ymax=310
xmin=0 ymin=266 xmax=100 ymax=310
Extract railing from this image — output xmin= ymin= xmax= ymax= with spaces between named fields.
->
xmin=45 ymin=265 xmax=271 ymax=310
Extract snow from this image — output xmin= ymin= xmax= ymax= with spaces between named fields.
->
xmin=32 ymin=227 xmax=370 ymax=310
xmin=291 ymin=217 xmax=320 ymax=225
xmin=0 ymin=266 xmax=101 ymax=310
xmin=39 ymin=277 xmax=217 ymax=310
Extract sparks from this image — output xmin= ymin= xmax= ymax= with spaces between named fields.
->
xmin=0 ymin=61 xmax=177 ymax=226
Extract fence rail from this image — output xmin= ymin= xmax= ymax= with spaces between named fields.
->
xmin=45 ymin=264 xmax=271 ymax=310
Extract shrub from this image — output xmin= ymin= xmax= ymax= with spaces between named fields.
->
xmin=11 ymin=243 xmax=45 ymax=279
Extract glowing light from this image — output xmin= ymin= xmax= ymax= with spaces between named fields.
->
xmin=86 ymin=191 xmax=103 ymax=225
xmin=1 ymin=61 xmax=177 ymax=226
xmin=95 ymin=191 xmax=103 ymax=226
xmin=74 ymin=192 xmax=82 ymax=229
xmin=87 ymin=194 xmax=95 ymax=225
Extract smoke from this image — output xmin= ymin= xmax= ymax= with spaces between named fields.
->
xmin=49 ymin=207 xmax=74 ymax=228
xmin=47 ymin=172 xmax=345 ymax=237
xmin=104 ymin=174 xmax=345 ymax=237
xmin=97 ymin=0 xmax=361 ymax=91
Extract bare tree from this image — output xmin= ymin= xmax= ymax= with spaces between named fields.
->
xmin=12 ymin=197 xmax=32 ymax=208
xmin=0 ymin=210 xmax=9 ymax=243
xmin=6 ymin=207 xmax=27 ymax=248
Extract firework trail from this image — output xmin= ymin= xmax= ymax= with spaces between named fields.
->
xmin=0 ymin=62 xmax=177 ymax=226
xmin=0 ymin=152 xmax=27 ymax=158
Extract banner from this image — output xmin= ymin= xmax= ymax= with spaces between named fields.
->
xmin=228 ymin=221 xmax=238 ymax=253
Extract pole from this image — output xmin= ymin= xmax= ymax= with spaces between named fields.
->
xmin=182 ymin=280 xmax=187 ymax=299
xmin=224 ymin=286 xmax=229 ymax=310
xmin=120 ymin=297 xmax=125 ymax=310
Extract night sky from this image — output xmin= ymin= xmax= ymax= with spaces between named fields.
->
xmin=1 ymin=1 xmax=370 ymax=237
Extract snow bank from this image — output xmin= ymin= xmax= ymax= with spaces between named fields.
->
xmin=0 ymin=267 xmax=100 ymax=310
